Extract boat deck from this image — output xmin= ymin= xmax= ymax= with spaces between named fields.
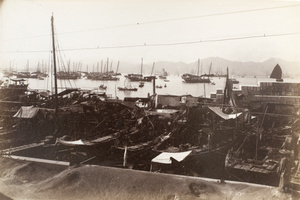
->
xmin=0 ymin=142 xmax=44 ymax=155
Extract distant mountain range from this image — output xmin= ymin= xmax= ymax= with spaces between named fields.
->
xmin=117 ymin=57 xmax=300 ymax=78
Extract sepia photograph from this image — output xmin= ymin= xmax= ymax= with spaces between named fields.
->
xmin=0 ymin=0 xmax=300 ymax=199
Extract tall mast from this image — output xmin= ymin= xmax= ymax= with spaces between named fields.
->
xmin=37 ymin=61 xmax=40 ymax=72
xmin=141 ymin=58 xmax=143 ymax=75
xmin=200 ymin=60 xmax=203 ymax=75
xmin=116 ymin=61 xmax=120 ymax=74
xmin=51 ymin=15 xmax=58 ymax=114
xmin=151 ymin=62 xmax=155 ymax=76
xmin=106 ymin=58 xmax=109 ymax=74
xmin=197 ymin=58 xmax=200 ymax=76
xmin=223 ymin=67 xmax=229 ymax=105
xmin=110 ymin=60 xmax=113 ymax=72
xmin=68 ymin=60 xmax=70 ymax=72
xmin=27 ymin=60 xmax=29 ymax=72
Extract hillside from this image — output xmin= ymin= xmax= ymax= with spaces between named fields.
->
xmin=4 ymin=57 xmax=299 ymax=78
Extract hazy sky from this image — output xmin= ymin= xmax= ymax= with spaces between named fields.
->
xmin=0 ymin=0 xmax=300 ymax=69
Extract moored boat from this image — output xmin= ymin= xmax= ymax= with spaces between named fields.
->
xmin=0 ymin=78 xmax=29 ymax=101
xmin=57 ymin=71 xmax=81 ymax=79
xmin=99 ymin=84 xmax=107 ymax=90
xmin=118 ymin=86 xmax=138 ymax=91
xmin=125 ymin=58 xmax=153 ymax=82
xmin=230 ymin=78 xmax=239 ymax=84
xmin=182 ymin=74 xmax=211 ymax=83
xmin=16 ymin=72 xmax=38 ymax=79
xmin=125 ymin=73 xmax=153 ymax=82
xmin=182 ymin=59 xmax=210 ymax=83
xmin=225 ymin=103 xmax=297 ymax=186
xmin=139 ymin=82 xmax=144 ymax=87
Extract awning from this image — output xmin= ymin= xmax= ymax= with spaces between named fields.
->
xmin=57 ymin=88 xmax=79 ymax=97
xmin=208 ymin=107 xmax=242 ymax=120
xmin=13 ymin=106 xmax=40 ymax=119
xmin=151 ymin=150 xmax=192 ymax=164
xmin=14 ymin=106 xmax=55 ymax=119
xmin=146 ymin=109 xmax=178 ymax=117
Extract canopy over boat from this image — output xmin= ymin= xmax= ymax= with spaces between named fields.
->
xmin=208 ymin=107 xmax=242 ymax=120
xmin=151 ymin=150 xmax=192 ymax=164
xmin=13 ymin=106 xmax=55 ymax=119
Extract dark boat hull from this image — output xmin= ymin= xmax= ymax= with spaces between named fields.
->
xmin=184 ymin=147 xmax=229 ymax=179
xmin=127 ymin=77 xmax=152 ymax=82
xmin=118 ymin=87 xmax=137 ymax=91
xmin=183 ymin=79 xmax=211 ymax=83
xmin=181 ymin=74 xmax=210 ymax=83
xmin=225 ymin=165 xmax=280 ymax=186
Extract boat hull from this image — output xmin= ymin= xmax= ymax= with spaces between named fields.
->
xmin=184 ymin=147 xmax=229 ymax=179
xmin=183 ymin=79 xmax=211 ymax=83
xmin=225 ymin=164 xmax=280 ymax=186
xmin=181 ymin=74 xmax=211 ymax=83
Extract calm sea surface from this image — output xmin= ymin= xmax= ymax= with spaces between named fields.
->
xmin=3 ymin=74 xmax=299 ymax=100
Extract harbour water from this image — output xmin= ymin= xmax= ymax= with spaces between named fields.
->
xmin=19 ymin=74 xmax=298 ymax=99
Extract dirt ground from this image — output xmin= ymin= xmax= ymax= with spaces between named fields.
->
xmin=0 ymin=158 xmax=298 ymax=200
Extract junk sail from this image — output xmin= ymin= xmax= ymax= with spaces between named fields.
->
xmin=270 ymin=64 xmax=283 ymax=82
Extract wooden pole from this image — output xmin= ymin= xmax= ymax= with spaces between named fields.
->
xmin=123 ymin=146 xmax=128 ymax=167
xmin=152 ymin=76 xmax=156 ymax=108
xmin=51 ymin=15 xmax=58 ymax=115
xmin=197 ymin=58 xmax=200 ymax=76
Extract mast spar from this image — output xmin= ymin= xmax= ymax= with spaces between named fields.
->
xmin=51 ymin=15 xmax=58 ymax=114
xmin=116 ymin=61 xmax=120 ymax=74
xmin=141 ymin=58 xmax=143 ymax=75
xmin=197 ymin=58 xmax=200 ymax=76
xmin=151 ymin=62 xmax=155 ymax=76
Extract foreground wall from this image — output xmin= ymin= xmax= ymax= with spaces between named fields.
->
xmin=0 ymin=158 xmax=297 ymax=200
